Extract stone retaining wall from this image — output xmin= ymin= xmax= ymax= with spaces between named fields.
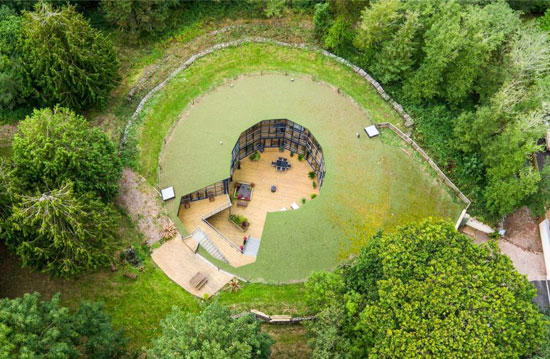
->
xmin=120 ymin=36 xmax=415 ymax=151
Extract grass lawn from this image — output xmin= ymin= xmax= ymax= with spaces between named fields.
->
xmin=0 ymin=215 xmax=306 ymax=351
xmin=135 ymin=43 xmax=465 ymax=282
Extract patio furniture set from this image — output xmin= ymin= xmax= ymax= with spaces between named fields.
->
xmin=272 ymin=157 xmax=292 ymax=172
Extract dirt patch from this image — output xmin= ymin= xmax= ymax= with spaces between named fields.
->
xmin=0 ymin=124 xmax=17 ymax=147
xmin=503 ymin=206 xmax=542 ymax=252
xmin=116 ymin=168 xmax=168 ymax=245
xmin=263 ymin=323 xmax=311 ymax=359
xmin=462 ymin=225 xmax=546 ymax=281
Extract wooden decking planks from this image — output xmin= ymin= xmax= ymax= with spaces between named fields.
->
xmin=177 ymin=149 xmax=319 ymax=267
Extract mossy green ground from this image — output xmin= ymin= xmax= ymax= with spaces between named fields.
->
xmin=137 ymin=44 xmax=464 ymax=282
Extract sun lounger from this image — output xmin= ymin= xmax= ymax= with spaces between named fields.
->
xmin=290 ymin=203 xmax=299 ymax=210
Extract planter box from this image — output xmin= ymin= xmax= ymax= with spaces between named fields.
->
xmin=229 ymin=218 xmax=249 ymax=232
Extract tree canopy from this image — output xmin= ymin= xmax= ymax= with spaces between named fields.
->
xmin=12 ymin=106 xmax=122 ymax=200
xmin=0 ymin=292 xmax=128 ymax=359
xmin=4 ymin=182 xmax=118 ymax=277
xmin=101 ymin=0 xmax=182 ymax=40
xmin=20 ymin=2 xmax=119 ymax=110
xmin=148 ymin=302 xmax=274 ymax=359
xmin=305 ymin=218 xmax=546 ymax=359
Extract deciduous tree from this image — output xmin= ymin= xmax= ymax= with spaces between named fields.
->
xmin=148 ymin=302 xmax=274 ymax=359
xmin=306 ymin=219 xmax=546 ymax=359
xmin=0 ymin=293 xmax=128 ymax=359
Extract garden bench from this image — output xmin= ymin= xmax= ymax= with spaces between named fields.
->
xmin=189 ymin=272 xmax=208 ymax=290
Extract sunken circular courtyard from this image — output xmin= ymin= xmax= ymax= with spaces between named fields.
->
xmin=156 ymin=74 xmax=463 ymax=283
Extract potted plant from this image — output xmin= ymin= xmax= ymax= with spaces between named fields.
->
xmin=298 ymin=154 xmax=305 ymax=161
xmin=279 ymin=146 xmax=284 ymax=152
xmin=290 ymin=151 xmax=294 ymax=157
xmin=308 ymin=171 xmax=316 ymax=179
xmin=250 ymin=182 xmax=255 ymax=188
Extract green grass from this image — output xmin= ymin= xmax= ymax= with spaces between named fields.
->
xmin=0 ymin=214 xmax=306 ymax=351
xmin=0 ymin=146 xmax=11 ymax=159
xmin=135 ymin=43 xmax=465 ymax=282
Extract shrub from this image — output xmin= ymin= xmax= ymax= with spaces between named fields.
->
xmin=311 ymin=193 xmax=317 ymax=199
xmin=298 ymin=153 xmax=305 ymax=161
xmin=308 ymin=171 xmax=316 ymax=179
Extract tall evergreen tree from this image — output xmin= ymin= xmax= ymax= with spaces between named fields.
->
xmin=4 ymin=182 xmax=118 ymax=277
xmin=12 ymin=106 xmax=122 ymax=200
xmin=20 ymin=2 xmax=120 ymax=110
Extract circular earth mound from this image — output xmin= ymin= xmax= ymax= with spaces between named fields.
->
xmin=158 ymin=73 xmax=463 ymax=282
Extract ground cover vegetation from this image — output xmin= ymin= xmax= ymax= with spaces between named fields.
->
xmin=312 ymin=0 xmax=550 ymax=221
xmin=305 ymin=218 xmax=548 ymax=358
xmin=1 ymin=0 xmax=550 ymax=357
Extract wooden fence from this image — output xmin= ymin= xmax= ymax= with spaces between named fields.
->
xmin=376 ymin=122 xmax=471 ymax=209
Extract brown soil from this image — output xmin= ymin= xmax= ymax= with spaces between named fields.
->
xmin=462 ymin=220 xmax=547 ymax=281
xmin=503 ymin=206 xmax=542 ymax=253
xmin=116 ymin=168 xmax=168 ymax=245
xmin=0 ymin=124 xmax=17 ymax=146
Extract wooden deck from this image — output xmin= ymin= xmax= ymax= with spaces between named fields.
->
xmin=208 ymin=149 xmax=319 ymax=247
xmin=177 ymin=149 xmax=319 ymax=267
xmin=151 ymin=233 xmax=233 ymax=298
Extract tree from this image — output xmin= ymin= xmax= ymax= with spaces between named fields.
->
xmin=355 ymin=0 xmax=519 ymax=104
xmin=453 ymin=25 xmax=550 ymax=217
xmin=12 ymin=107 xmax=122 ymax=200
xmin=0 ymin=5 xmax=28 ymax=111
xmin=4 ymin=182 xmax=119 ymax=277
xmin=101 ymin=0 xmax=182 ymax=40
xmin=324 ymin=16 xmax=354 ymax=55
xmin=306 ymin=219 xmax=546 ymax=359
xmin=20 ymin=2 xmax=119 ymax=110
xmin=148 ymin=302 xmax=274 ymax=359
xmin=0 ymin=293 xmax=128 ymax=359
xmin=313 ymin=2 xmax=332 ymax=41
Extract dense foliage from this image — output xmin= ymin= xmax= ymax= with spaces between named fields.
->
xmin=12 ymin=107 xmax=122 ymax=200
xmin=311 ymin=0 xmax=550 ymax=219
xmin=148 ymin=302 xmax=274 ymax=359
xmin=0 ymin=293 xmax=128 ymax=359
xmin=19 ymin=2 xmax=119 ymax=111
xmin=101 ymin=0 xmax=183 ymax=40
xmin=1 ymin=107 xmax=121 ymax=277
xmin=305 ymin=218 xmax=546 ymax=358
xmin=4 ymin=182 xmax=118 ymax=277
